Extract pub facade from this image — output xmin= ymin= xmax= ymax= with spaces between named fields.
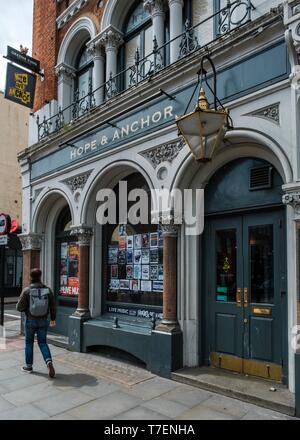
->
xmin=19 ymin=0 xmax=300 ymax=414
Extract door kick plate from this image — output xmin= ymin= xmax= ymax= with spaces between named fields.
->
xmin=210 ymin=352 xmax=282 ymax=382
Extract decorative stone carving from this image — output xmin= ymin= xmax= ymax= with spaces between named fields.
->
xmin=63 ymin=171 xmax=92 ymax=193
xmin=87 ymin=37 xmax=105 ymax=58
xmin=55 ymin=63 xmax=76 ymax=85
xmin=282 ymin=191 xmax=300 ymax=214
xmin=144 ymin=0 xmax=167 ymax=16
xmin=19 ymin=234 xmax=44 ymax=251
xmin=99 ymin=25 xmax=124 ymax=51
xmin=245 ymin=103 xmax=280 ymax=125
xmin=284 ymin=0 xmax=300 ymax=70
xmin=56 ymin=0 xmax=90 ymax=30
xmin=71 ymin=226 xmax=93 ymax=246
xmin=140 ymin=139 xmax=185 ymax=169
xmin=159 ymin=212 xmax=181 ymax=237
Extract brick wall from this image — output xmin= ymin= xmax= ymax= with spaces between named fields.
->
xmin=33 ymin=0 xmax=107 ymax=113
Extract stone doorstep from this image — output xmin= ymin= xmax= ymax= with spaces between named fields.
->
xmin=172 ymin=367 xmax=296 ymax=418
xmin=47 ymin=333 xmax=69 ymax=349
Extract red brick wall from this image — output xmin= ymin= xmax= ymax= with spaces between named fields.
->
xmin=32 ymin=0 xmax=58 ymax=112
xmin=33 ymin=0 xmax=108 ymax=113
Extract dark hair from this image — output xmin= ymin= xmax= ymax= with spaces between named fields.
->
xmin=30 ymin=268 xmax=42 ymax=283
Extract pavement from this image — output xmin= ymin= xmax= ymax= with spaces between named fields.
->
xmin=0 ymin=318 xmax=297 ymax=420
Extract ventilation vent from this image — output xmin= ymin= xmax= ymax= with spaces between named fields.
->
xmin=249 ymin=166 xmax=273 ymax=191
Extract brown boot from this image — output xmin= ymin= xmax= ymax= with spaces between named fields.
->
xmin=47 ymin=361 xmax=55 ymax=379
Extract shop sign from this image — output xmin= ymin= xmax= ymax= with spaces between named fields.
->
xmin=5 ymin=63 xmax=36 ymax=109
xmin=0 ymin=214 xmax=11 ymax=236
xmin=6 ymin=46 xmax=41 ymax=74
xmin=107 ymin=305 xmax=163 ymax=321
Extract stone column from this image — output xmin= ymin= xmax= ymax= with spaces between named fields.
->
xmin=168 ymin=0 xmax=184 ymax=62
xmin=19 ymin=234 xmax=43 ymax=289
xmin=99 ymin=25 xmax=124 ymax=82
xmin=55 ymin=63 xmax=76 ymax=122
xmin=71 ymin=226 xmax=93 ymax=319
xmin=144 ymin=0 xmax=166 ymax=50
xmin=156 ymin=219 xmax=180 ymax=333
xmin=87 ymin=38 xmax=105 ymax=106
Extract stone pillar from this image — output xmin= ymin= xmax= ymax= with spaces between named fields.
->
xmin=144 ymin=0 xmax=166 ymax=49
xmin=55 ymin=63 xmax=76 ymax=122
xmin=87 ymin=39 xmax=105 ymax=106
xmin=156 ymin=220 xmax=180 ymax=333
xmin=19 ymin=234 xmax=43 ymax=289
xmin=168 ymin=0 xmax=184 ymax=62
xmin=99 ymin=25 xmax=124 ymax=81
xmin=71 ymin=226 xmax=93 ymax=319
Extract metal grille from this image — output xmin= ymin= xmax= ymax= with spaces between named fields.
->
xmin=249 ymin=166 xmax=273 ymax=191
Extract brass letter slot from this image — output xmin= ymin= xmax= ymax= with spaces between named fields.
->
xmin=252 ymin=307 xmax=272 ymax=316
xmin=236 ymin=288 xmax=242 ymax=307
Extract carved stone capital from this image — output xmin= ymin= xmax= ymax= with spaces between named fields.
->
xmin=55 ymin=63 xmax=76 ymax=81
xmin=284 ymin=1 xmax=300 ymax=70
xmin=283 ymin=191 xmax=300 ymax=213
xmin=99 ymin=25 xmax=124 ymax=51
xmin=140 ymin=139 xmax=185 ymax=169
xmin=87 ymin=37 xmax=105 ymax=59
xmin=71 ymin=226 xmax=93 ymax=246
xmin=19 ymin=234 xmax=44 ymax=251
xmin=144 ymin=0 xmax=167 ymax=16
xmin=160 ymin=213 xmax=181 ymax=237
xmin=63 ymin=171 xmax=92 ymax=193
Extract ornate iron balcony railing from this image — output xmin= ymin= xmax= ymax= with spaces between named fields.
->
xmin=36 ymin=0 xmax=255 ymax=142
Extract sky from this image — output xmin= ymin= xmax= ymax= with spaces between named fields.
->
xmin=0 ymin=0 xmax=33 ymax=91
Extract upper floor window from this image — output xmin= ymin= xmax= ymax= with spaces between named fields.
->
xmin=76 ymin=44 xmax=93 ymax=99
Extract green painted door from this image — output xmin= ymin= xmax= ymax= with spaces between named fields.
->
xmin=207 ymin=209 xmax=285 ymax=381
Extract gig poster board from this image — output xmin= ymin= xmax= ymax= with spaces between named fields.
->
xmin=59 ymin=242 xmax=79 ymax=297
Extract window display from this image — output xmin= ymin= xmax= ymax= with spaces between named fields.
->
xmin=59 ymin=242 xmax=79 ymax=297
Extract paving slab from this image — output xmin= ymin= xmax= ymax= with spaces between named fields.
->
xmin=68 ymin=391 xmax=142 ymax=420
xmin=173 ymin=367 xmax=295 ymax=416
xmin=114 ymin=406 xmax=170 ymax=420
xmin=78 ymin=379 xmax=120 ymax=398
xmin=177 ymin=405 xmax=238 ymax=420
xmin=127 ymin=376 xmax=179 ymax=401
xmin=142 ymin=396 xmax=190 ymax=419
xmin=3 ymin=381 xmax=63 ymax=406
xmin=0 ymin=403 xmax=48 ymax=420
xmin=0 ymin=371 xmax=48 ymax=392
xmin=0 ymin=395 xmax=16 ymax=412
xmin=32 ymin=389 xmax=95 ymax=417
xmin=162 ymin=385 xmax=213 ymax=408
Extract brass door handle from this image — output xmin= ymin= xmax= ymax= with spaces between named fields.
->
xmin=244 ymin=288 xmax=249 ymax=307
xmin=236 ymin=288 xmax=242 ymax=307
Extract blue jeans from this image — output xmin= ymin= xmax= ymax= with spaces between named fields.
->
xmin=25 ymin=319 xmax=52 ymax=368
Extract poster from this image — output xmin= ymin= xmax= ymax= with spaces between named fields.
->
xmin=153 ymin=281 xmax=163 ymax=292
xmin=142 ymin=233 xmax=149 ymax=248
xmin=158 ymin=265 xmax=164 ymax=281
xmin=141 ymin=281 xmax=152 ymax=292
xmin=110 ymin=279 xmax=120 ymax=290
xmin=142 ymin=265 xmax=150 ymax=280
xmin=108 ymin=246 xmax=118 ymax=264
xmin=119 ymin=225 xmax=126 ymax=236
xmin=111 ymin=265 xmax=118 ymax=279
xmin=150 ymin=249 xmax=159 ymax=264
xmin=134 ymin=249 xmax=142 ymax=264
xmin=127 ymin=250 xmax=133 ymax=264
xmin=127 ymin=235 xmax=134 ymax=249
xmin=60 ymin=242 xmax=79 ymax=297
xmin=126 ymin=265 xmax=134 ymax=279
xmin=120 ymin=280 xmax=130 ymax=290
xmin=119 ymin=237 xmax=126 ymax=250
xmin=150 ymin=265 xmax=158 ymax=281
xmin=118 ymin=250 xmax=126 ymax=265
xmin=134 ymin=234 xmax=142 ymax=249
xmin=134 ymin=265 xmax=141 ymax=279
xmin=141 ymin=249 xmax=150 ymax=264
xmin=131 ymin=280 xmax=140 ymax=292
xmin=150 ymin=233 xmax=158 ymax=248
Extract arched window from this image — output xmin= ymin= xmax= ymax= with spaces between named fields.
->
xmin=75 ymin=43 xmax=93 ymax=99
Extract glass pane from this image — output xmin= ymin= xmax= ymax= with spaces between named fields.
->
xmin=59 ymin=242 xmax=79 ymax=297
xmin=125 ymin=34 xmax=141 ymax=87
xmin=126 ymin=2 xmax=150 ymax=34
xmin=144 ymin=25 xmax=154 ymax=57
xmin=78 ymin=70 xmax=90 ymax=99
xmin=216 ymin=229 xmax=237 ymax=302
xmin=249 ymin=225 xmax=274 ymax=304
xmin=78 ymin=47 xmax=92 ymax=69
xmin=4 ymin=250 xmax=15 ymax=287
xmin=192 ymin=0 xmax=202 ymax=26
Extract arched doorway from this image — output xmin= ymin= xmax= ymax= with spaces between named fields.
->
xmin=203 ymin=158 xmax=287 ymax=383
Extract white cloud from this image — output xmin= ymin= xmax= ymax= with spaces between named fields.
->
xmin=0 ymin=0 xmax=33 ymax=91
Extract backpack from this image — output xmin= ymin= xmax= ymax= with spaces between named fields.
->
xmin=29 ymin=288 xmax=50 ymax=318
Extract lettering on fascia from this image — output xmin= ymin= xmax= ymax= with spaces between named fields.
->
xmin=70 ymin=105 xmax=174 ymax=161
